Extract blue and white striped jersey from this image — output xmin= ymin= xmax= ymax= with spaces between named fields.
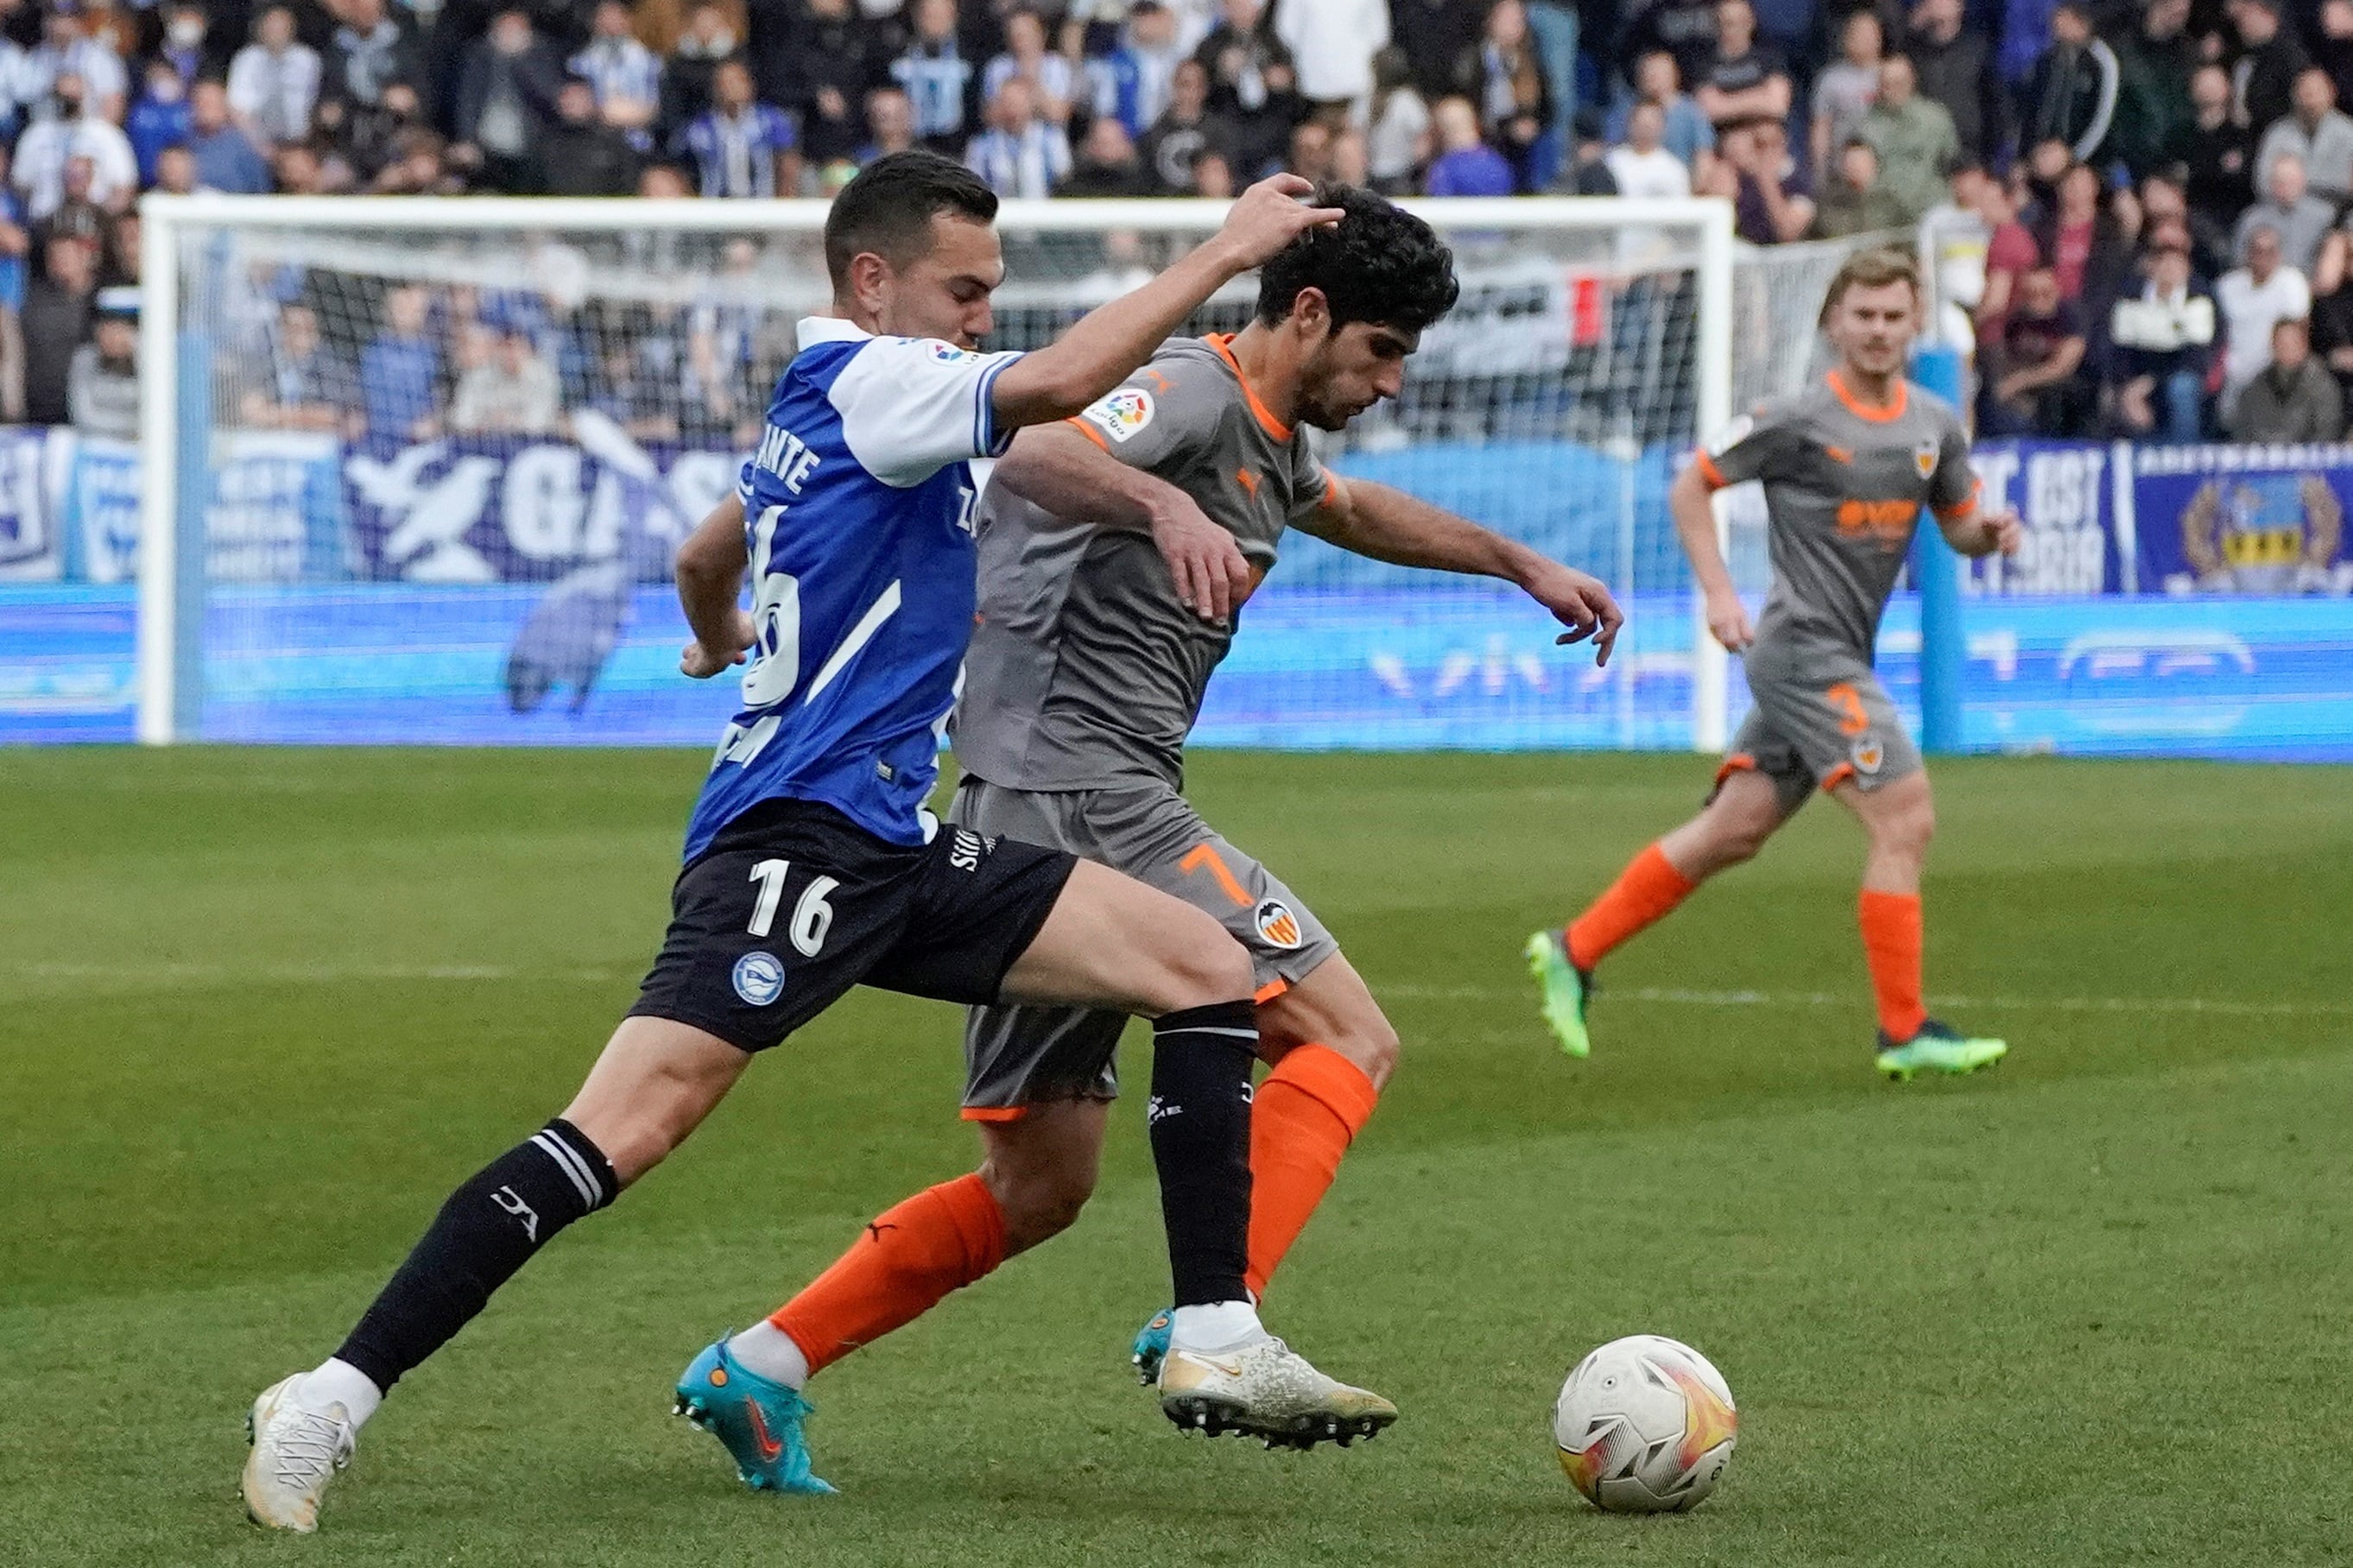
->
xmin=683 ymin=316 xmax=1025 ymax=862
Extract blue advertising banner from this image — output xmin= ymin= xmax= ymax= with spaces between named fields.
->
xmin=1958 ymin=439 xmax=2128 ymax=596
xmin=2128 ymin=442 xmax=2353 ymax=596
xmin=0 ymin=427 xmax=58 ymax=580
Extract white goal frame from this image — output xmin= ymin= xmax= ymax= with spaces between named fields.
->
xmin=136 ymin=192 xmax=1737 ymax=751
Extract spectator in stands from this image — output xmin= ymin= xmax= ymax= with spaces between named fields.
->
xmin=332 ymin=0 xmax=425 ymax=114
xmin=679 ymin=57 xmax=800 ymax=196
xmin=156 ymin=0 xmax=227 ymax=92
xmin=2111 ymin=0 xmax=2194 ymax=180
xmin=1456 ymin=0 xmax=1555 ymax=190
xmin=892 ymin=0 xmax=979 ymax=154
xmin=570 ymin=0 xmax=663 ymax=153
xmin=2015 ymin=0 xmax=2116 ymax=167
xmin=2229 ymin=317 xmax=2344 ymax=438
xmin=2306 ymin=248 xmax=2353 ymax=408
xmin=244 ymin=300 xmax=358 ymax=433
xmin=1285 ymin=115 xmax=1334 ymax=181
xmin=362 ymin=282 xmax=443 ymax=443
xmin=1192 ymin=146 xmax=1236 ymax=194
xmin=1723 ymin=113 xmax=1812 ymax=243
xmin=2257 ymin=68 xmax=2353 ymax=208
xmin=2038 ymin=160 xmax=2132 ymax=321
xmin=1390 ymin=0 xmax=1486 ymax=101
xmin=1329 ymin=123 xmax=1371 ymax=186
xmin=545 ymin=75 xmax=644 ymax=194
xmin=14 ymin=73 xmax=138 ymax=218
xmin=2182 ymin=64 xmax=2253 ymax=251
xmin=1616 ymin=0 xmax=1719 ymax=101
xmin=858 ymin=85 xmax=919 ymax=163
xmin=965 ymin=74 xmax=1069 ymax=197
xmin=29 ymin=3 xmax=127 ymax=123
xmin=1425 ymin=93 xmax=1514 ymax=195
xmin=1607 ymin=99 xmax=1692 ymax=198
xmin=2217 ymin=224 xmax=2312 ymax=409
xmin=128 ymin=59 xmax=193 ymax=188
xmin=587 ymin=303 xmax=685 ymax=442
xmin=1811 ymin=9 xmax=1882 ymax=187
xmin=38 ymin=155 xmax=109 ymax=255
xmin=227 ymin=6 xmax=323 ymax=149
xmin=20 ymin=234 xmax=95 ymax=427
xmin=1905 ymin=0 xmax=1999 ymax=165
xmin=2236 ymin=151 xmax=2333 ymax=273
xmin=454 ymin=9 xmax=565 ymax=193
xmin=1363 ymin=47 xmax=1429 ymax=194
xmin=1196 ymin=0 xmax=1294 ymax=120
xmin=0 ymin=147 xmax=26 ymax=420
xmin=783 ymin=0 xmax=880 ymax=169
xmin=1917 ymin=162 xmax=1990 ymax=345
xmin=984 ymin=9 xmax=1076 ymax=127
xmin=1064 ymin=111 xmax=1158 ymax=193
xmin=2231 ymin=0 xmax=2307 ymax=142
xmin=1274 ymin=0 xmax=1386 ymax=117
xmin=1607 ymin=50 xmax=1711 ymax=177
xmin=2318 ymin=0 xmax=2353 ymax=108
xmin=451 ymin=319 xmax=560 ymax=434
xmin=1982 ymin=265 xmax=2091 ymax=435
xmin=1863 ymin=54 xmax=1957 ymax=224
xmin=2109 ymin=243 xmax=2215 ymax=441
xmin=1812 ymin=136 xmax=1906 ymax=237
xmin=1139 ymin=57 xmax=1228 ymax=192
xmin=1696 ymin=0 xmax=1788 ymax=133
xmin=67 ymin=288 xmax=137 ymax=439
xmin=1091 ymin=0 xmax=1189 ymax=139
xmin=153 ymin=142 xmax=199 ymax=195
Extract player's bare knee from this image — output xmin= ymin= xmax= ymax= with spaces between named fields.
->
xmin=1324 ymin=1012 xmax=1401 ymax=1090
xmin=1870 ymin=791 xmax=1935 ymax=857
xmin=988 ymin=1162 xmax=1096 ymax=1254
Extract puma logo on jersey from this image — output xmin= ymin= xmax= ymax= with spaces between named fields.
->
xmin=1234 ymin=467 xmax=1261 ymax=496
xmin=1824 ymin=445 xmax=1853 ymax=465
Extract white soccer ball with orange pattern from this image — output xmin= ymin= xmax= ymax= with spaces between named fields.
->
xmin=1553 ymin=1335 xmax=1737 ymax=1513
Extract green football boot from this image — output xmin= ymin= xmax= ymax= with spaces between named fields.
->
xmin=1875 ymin=1019 xmax=2008 ymax=1081
xmin=1524 ymin=928 xmax=1595 ymax=1058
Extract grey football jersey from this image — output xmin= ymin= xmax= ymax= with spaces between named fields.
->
xmin=953 ymin=336 xmax=1331 ymax=790
xmin=1698 ymin=372 xmax=1977 ymax=654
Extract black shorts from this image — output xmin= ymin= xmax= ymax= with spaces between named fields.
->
xmin=628 ymin=798 xmax=1078 ymax=1053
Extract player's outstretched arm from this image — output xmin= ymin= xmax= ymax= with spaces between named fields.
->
xmin=987 ymin=175 xmax=1342 ymax=431
xmin=991 ymin=422 xmax=1253 ymax=622
xmin=1298 ymin=473 xmax=1624 ymax=664
xmin=674 ymin=494 xmax=756 ymax=679
xmin=1669 ymin=461 xmax=1752 ymax=651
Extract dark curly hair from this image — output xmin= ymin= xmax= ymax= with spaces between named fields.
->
xmin=1254 ymin=185 xmax=1460 ymax=334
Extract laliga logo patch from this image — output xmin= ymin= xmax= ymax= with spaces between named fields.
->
xmin=1254 ymin=899 xmax=1303 ymax=950
xmin=927 ymin=341 xmax=975 ymax=362
xmin=1083 ymin=388 xmax=1155 ymax=443
xmin=1850 ymin=734 xmax=1885 ymax=775
xmin=1913 ymin=438 xmax=1938 ymax=480
xmin=732 ymin=951 xmax=787 ymax=1007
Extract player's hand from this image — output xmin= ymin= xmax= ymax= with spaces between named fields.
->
xmin=680 ymin=610 xmax=756 ymax=679
xmin=1210 ymin=174 xmax=1344 ymax=272
xmin=1528 ymin=562 xmax=1624 ymax=667
xmin=1151 ymin=495 xmax=1253 ymax=624
xmin=1705 ymin=590 xmax=1755 ymax=651
xmin=1982 ymin=508 xmax=2027 ymax=557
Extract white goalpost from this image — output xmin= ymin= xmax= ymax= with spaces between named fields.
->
xmin=136 ymin=192 xmax=1750 ymax=755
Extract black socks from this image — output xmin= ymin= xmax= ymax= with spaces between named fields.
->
xmin=335 ymin=1119 xmax=617 ymax=1394
xmin=1148 ymin=1001 xmax=1258 ymax=1308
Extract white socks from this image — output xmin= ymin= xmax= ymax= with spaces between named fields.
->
xmin=725 ymin=1322 xmax=811 ymax=1390
xmin=298 ymin=1357 xmax=383 ymax=1428
xmin=1170 ymin=1300 xmax=1268 ymax=1354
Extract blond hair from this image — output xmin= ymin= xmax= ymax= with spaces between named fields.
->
xmin=1818 ymin=247 xmax=1923 ymax=328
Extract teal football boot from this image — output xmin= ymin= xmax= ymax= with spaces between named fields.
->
xmin=1523 ymin=928 xmax=1595 ymax=1058
xmin=674 ymin=1337 xmax=836 ymax=1495
xmin=1875 ymin=1019 xmax=2008 ymax=1081
xmin=1130 ymin=1308 xmax=1173 ymax=1386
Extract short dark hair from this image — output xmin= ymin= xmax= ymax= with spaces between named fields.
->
xmin=824 ymin=150 xmax=998 ymax=291
xmin=1254 ymin=184 xmax=1458 ymax=334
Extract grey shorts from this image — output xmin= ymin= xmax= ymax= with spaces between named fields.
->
xmin=949 ymin=775 xmax=1339 ymax=1119
xmin=1724 ymin=633 xmax=1922 ymax=814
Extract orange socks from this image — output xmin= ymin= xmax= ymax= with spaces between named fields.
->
xmin=1245 ymin=1043 xmax=1379 ymax=1299
xmin=769 ymin=1173 xmax=1006 ymax=1377
xmin=1566 ymin=842 xmax=1698 ymax=971
xmin=1857 ymin=889 xmax=1926 ymax=1040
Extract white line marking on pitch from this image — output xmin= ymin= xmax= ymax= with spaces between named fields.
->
xmin=1383 ymin=983 xmax=2353 ymax=1020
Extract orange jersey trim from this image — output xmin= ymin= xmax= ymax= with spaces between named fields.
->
xmin=1934 ymin=476 xmax=1983 ymax=521
xmin=1825 ymin=370 xmax=1907 ymax=423
xmin=1254 ymin=977 xmax=1290 ymax=1005
xmin=959 ymin=1105 xmax=1028 ymax=1123
xmin=1714 ymin=751 xmax=1758 ymax=787
xmin=1063 ymin=414 xmax=1111 ymax=451
xmin=1819 ymin=762 xmax=1857 ymax=793
xmin=1693 ymin=448 xmax=1729 ymax=490
xmin=1203 ymin=333 xmax=1294 ymax=442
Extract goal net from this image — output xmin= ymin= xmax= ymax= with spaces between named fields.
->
xmin=136 ymin=194 xmax=1749 ymax=754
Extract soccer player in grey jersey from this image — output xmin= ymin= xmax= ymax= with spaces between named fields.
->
xmin=933 ymin=187 xmax=1624 ymax=1381
xmin=1529 ymin=247 xmax=2026 ymax=1081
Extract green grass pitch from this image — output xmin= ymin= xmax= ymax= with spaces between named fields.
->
xmin=3 ymin=747 xmax=2350 ymax=1567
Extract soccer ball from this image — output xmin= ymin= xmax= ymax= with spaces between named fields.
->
xmin=1553 ymin=1335 xmax=1737 ymax=1513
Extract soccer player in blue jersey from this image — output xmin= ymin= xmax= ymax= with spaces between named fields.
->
xmin=244 ymin=154 xmax=1382 ymax=1533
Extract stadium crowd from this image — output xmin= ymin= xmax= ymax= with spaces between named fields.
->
xmin=10 ymin=0 xmax=2353 ymax=440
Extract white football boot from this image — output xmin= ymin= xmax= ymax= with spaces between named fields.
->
xmin=1158 ymin=1337 xmax=1398 ymax=1449
xmin=243 ymin=1375 xmax=355 ymax=1532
